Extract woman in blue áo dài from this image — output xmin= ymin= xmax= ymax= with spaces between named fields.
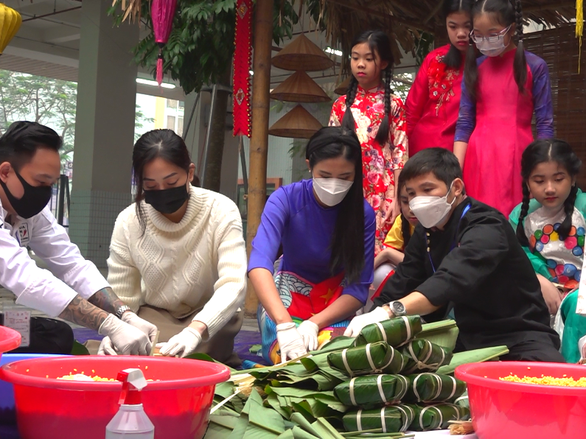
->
xmin=248 ymin=126 xmax=376 ymax=364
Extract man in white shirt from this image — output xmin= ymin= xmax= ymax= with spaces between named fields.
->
xmin=0 ymin=121 xmax=157 ymax=355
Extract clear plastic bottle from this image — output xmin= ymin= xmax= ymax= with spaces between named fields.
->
xmin=105 ymin=369 xmax=154 ymax=439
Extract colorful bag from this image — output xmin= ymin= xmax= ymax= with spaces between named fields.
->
xmin=328 ymin=342 xmax=407 ymax=377
xmin=342 ymin=404 xmax=416 ymax=433
xmin=401 ymin=339 xmax=452 ymax=374
xmin=334 ymin=374 xmax=410 ymax=408
xmin=403 ymin=373 xmax=466 ymax=403
xmin=408 ymin=403 xmax=470 ymax=431
xmin=354 ymin=316 xmax=422 ymax=348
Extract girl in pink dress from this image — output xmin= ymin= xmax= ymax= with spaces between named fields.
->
xmin=406 ymin=0 xmax=474 ymax=155
xmin=454 ymin=0 xmax=554 ymax=216
xmin=330 ymin=30 xmax=408 ymax=253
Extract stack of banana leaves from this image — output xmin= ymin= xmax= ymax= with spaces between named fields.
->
xmin=205 ymin=318 xmax=509 ymax=439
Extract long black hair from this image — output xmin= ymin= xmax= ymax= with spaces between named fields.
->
xmin=516 ymin=139 xmax=582 ymax=247
xmin=443 ymin=0 xmax=475 ymax=68
xmin=133 ymin=129 xmax=192 ymax=230
xmin=306 ymin=126 xmax=365 ymax=283
xmin=342 ymin=30 xmax=394 ymax=146
xmin=464 ymin=0 xmax=527 ymax=101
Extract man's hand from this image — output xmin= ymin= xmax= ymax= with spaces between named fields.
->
xmin=121 ymin=312 xmax=158 ymax=343
xmin=343 ymin=307 xmax=391 ymax=337
xmin=98 ymin=314 xmax=151 ymax=355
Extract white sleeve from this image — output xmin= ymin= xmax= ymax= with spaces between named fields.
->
xmin=193 ymin=201 xmax=247 ymax=339
xmin=106 ymin=212 xmax=143 ymax=312
xmin=28 ymin=208 xmax=110 ymax=300
xmin=0 ymin=224 xmax=78 ymax=317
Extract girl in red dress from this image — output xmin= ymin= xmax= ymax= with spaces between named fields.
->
xmin=454 ymin=0 xmax=554 ymax=216
xmin=329 ymin=30 xmax=408 ymax=254
xmin=406 ymin=0 xmax=474 ymax=155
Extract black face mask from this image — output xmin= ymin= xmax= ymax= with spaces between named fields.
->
xmin=0 ymin=169 xmax=52 ymax=219
xmin=144 ymin=185 xmax=189 ymax=214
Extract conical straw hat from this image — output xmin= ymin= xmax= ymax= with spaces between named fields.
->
xmin=268 ymin=105 xmax=323 ymax=139
xmin=270 ymin=71 xmax=331 ymax=103
xmin=272 ymin=33 xmax=335 ymax=72
xmin=334 ymin=77 xmax=351 ymax=95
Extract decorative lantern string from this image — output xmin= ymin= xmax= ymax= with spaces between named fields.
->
xmin=233 ymin=0 xmax=253 ymax=137
xmin=151 ymin=0 xmax=178 ymax=86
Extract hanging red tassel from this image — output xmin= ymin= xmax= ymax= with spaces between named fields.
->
xmin=156 ymin=55 xmax=164 ymax=88
xmin=151 ymin=0 xmax=178 ymax=86
xmin=233 ymin=0 xmax=253 ymax=137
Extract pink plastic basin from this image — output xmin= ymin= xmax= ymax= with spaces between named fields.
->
xmin=456 ymin=361 xmax=586 ymax=439
xmin=0 ymin=326 xmax=21 ymax=360
xmin=0 ymin=355 xmax=230 ymax=439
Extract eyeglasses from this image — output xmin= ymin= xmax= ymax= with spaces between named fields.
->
xmin=469 ymin=24 xmax=512 ymax=44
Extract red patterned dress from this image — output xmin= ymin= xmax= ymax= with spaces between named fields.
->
xmin=329 ymin=85 xmax=408 ymax=253
xmin=406 ymin=44 xmax=464 ymax=155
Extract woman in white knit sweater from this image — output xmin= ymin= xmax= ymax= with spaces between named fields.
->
xmin=102 ymin=129 xmax=247 ymax=364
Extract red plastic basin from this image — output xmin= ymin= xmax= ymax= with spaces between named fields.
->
xmin=0 ymin=355 xmax=230 ymax=439
xmin=456 ymin=361 xmax=586 ymax=439
xmin=0 ymin=326 xmax=21 ymax=360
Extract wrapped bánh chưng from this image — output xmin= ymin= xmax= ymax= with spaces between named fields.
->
xmin=342 ymin=404 xmax=416 ymax=433
xmin=327 ymin=341 xmax=407 ymax=377
xmin=408 ymin=403 xmax=470 ymax=431
xmin=400 ymin=339 xmax=452 ymax=374
xmin=402 ymin=372 xmax=466 ymax=403
xmin=334 ymin=374 xmax=410 ymax=408
xmin=354 ymin=316 xmax=422 ymax=348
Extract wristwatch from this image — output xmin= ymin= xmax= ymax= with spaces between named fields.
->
xmin=388 ymin=301 xmax=406 ymax=317
xmin=115 ymin=305 xmax=132 ymax=319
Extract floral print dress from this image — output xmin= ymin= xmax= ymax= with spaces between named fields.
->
xmin=329 ymin=85 xmax=408 ymax=253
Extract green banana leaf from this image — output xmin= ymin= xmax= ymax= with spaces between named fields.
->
xmin=334 ymin=374 xmax=410 ymax=408
xmin=416 ymin=320 xmax=459 ymax=352
xmin=354 ymin=316 xmax=422 ymax=348
xmin=400 ymin=339 xmax=452 ymax=374
xmin=342 ymin=404 xmax=416 ymax=433
xmin=408 ymin=403 xmax=470 ymax=431
xmin=318 ymin=336 xmax=356 ymax=353
xmin=328 ymin=342 xmax=407 ymax=377
xmin=436 ymin=344 xmax=509 ymax=375
xmin=403 ymin=373 xmax=466 ymax=403
xmin=71 ymin=340 xmax=90 ymax=355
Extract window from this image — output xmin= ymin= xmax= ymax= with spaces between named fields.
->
xmin=167 ymin=115 xmax=176 ymax=129
xmin=166 ymin=99 xmax=177 ymax=109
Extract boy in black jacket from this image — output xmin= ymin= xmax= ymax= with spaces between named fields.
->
xmin=345 ymin=148 xmax=562 ymax=362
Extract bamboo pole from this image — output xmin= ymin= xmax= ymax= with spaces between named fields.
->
xmin=245 ymin=0 xmax=273 ymax=315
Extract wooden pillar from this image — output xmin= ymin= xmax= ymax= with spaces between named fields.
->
xmin=244 ymin=0 xmax=273 ymax=315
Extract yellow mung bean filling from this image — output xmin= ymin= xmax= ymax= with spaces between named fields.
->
xmin=500 ymin=374 xmax=586 ymax=387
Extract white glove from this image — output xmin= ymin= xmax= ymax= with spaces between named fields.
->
xmin=276 ymin=322 xmax=307 ymax=363
xmin=343 ymin=307 xmax=391 ymax=337
xmin=97 ymin=336 xmax=117 ymax=355
xmin=98 ymin=313 xmax=151 ymax=355
xmin=297 ymin=320 xmax=319 ymax=352
xmin=159 ymin=327 xmax=202 ymax=358
xmin=579 ymin=334 xmax=586 ymax=361
xmin=121 ymin=312 xmax=158 ymax=343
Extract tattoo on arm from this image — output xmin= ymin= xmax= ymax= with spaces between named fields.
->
xmin=88 ymin=287 xmax=126 ymax=315
xmin=58 ymin=295 xmax=109 ymax=331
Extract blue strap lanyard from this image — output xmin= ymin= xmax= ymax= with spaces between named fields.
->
xmin=427 ymin=204 xmax=471 ymax=273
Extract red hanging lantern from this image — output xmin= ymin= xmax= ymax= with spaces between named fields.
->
xmin=151 ymin=0 xmax=178 ymax=86
xmin=233 ymin=0 xmax=253 ymax=137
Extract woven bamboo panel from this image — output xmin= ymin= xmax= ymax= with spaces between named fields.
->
xmin=525 ymin=25 xmax=586 ymax=189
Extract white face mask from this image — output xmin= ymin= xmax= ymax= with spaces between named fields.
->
xmin=409 ymin=182 xmax=456 ymax=228
xmin=476 ymin=39 xmax=507 ymax=57
xmin=313 ymin=178 xmax=353 ymax=207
